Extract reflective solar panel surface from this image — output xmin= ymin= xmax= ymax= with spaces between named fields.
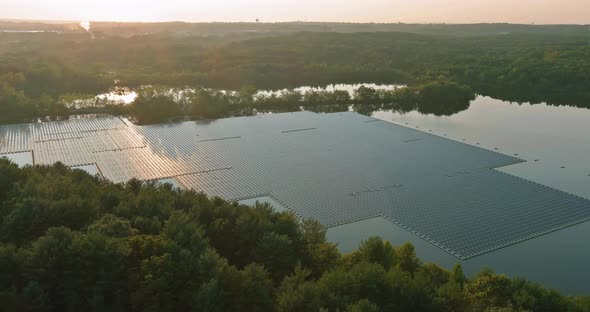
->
xmin=1 ymin=111 xmax=589 ymax=260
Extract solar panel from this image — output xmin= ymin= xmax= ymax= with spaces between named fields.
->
xmin=1 ymin=112 xmax=589 ymax=259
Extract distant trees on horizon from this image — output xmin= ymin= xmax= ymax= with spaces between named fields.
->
xmin=0 ymin=30 xmax=589 ymax=124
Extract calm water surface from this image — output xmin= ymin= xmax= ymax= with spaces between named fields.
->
xmin=374 ymin=96 xmax=590 ymax=199
xmin=257 ymin=83 xmax=401 ymax=97
xmin=15 ymin=84 xmax=590 ymax=293
xmin=0 ymin=151 xmax=33 ymax=167
xmin=328 ymin=95 xmax=590 ymax=294
xmin=79 ymin=83 xmax=401 ymax=107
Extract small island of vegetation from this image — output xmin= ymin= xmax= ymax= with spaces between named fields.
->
xmin=128 ymin=81 xmax=474 ymax=124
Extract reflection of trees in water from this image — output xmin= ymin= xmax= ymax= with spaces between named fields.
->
xmin=268 ymin=82 xmax=474 ymax=117
xmin=246 ymin=97 xmax=471 ymax=118
xmin=305 ymin=104 xmax=350 ymax=114
xmin=416 ymin=97 xmax=472 ymax=116
xmin=272 ymin=82 xmax=473 ymax=117
xmin=130 ymin=82 xmax=475 ymax=124
xmin=476 ymin=85 xmax=590 ymax=109
xmin=350 ymin=98 xmax=470 ymax=117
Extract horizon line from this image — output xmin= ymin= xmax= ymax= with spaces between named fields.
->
xmin=1 ymin=18 xmax=590 ymax=26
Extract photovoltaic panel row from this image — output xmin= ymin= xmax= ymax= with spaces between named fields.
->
xmin=0 ymin=117 xmax=128 ymax=154
xmin=2 ymin=111 xmax=590 ymax=261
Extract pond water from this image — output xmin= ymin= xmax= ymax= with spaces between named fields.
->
xmin=97 ymin=89 xmax=137 ymax=104
xmin=66 ymin=87 xmax=138 ymax=108
xmin=71 ymin=164 xmax=101 ymax=176
xmin=75 ymin=83 xmax=402 ymax=108
xmin=238 ymin=196 xmax=289 ymax=212
xmin=155 ymin=178 xmax=183 ymax=190
xmin=373 ymin=96 xmax=590 ymax=199
xmin=256 ymin=83 xmax=402 ymax=97
xmin=12 ymin=83 xmax=590 ymax=293
xmin=327 ymin=95 xmax=590 ymax=294
xmin=0 ymin=151 xmax=33 ymax=167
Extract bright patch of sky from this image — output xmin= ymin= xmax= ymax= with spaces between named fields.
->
xmin=1 ymin=0 xmax=589 ymax=24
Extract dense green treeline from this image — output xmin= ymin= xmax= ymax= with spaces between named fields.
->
xmin=4 ymin=21 xmax=590 ymax=37
xmin=1 ymin=30 xmax=589 ymax=124
xmin=214 ymin=32 xmax=590 ymax=105
xmin=1 ymin=159 xmax=590 ymax=311
xmin=86 ymin=22 xmax=590 ymax=38
xmin=0 ymin=42 xmax=117 ymax=123
xmin=128 ymin=82 xmax=474 ymax=124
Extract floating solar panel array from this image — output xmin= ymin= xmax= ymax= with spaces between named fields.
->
xmin=1 ymin=112 xmax=590 ymax=260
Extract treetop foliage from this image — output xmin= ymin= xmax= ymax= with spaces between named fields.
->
xmin=1 ymin=30 xmax=588 ymax=124
xmin=1 ymin=159 xmax=589 ymax=311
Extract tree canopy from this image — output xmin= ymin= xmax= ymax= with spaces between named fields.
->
xmin=1 ymin=159 xmax=589 ymax=311
xmin=0 ymin=30 xmax=588 ymax=124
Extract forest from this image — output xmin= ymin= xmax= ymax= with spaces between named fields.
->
xmin=0 ymin=29 xmax=589 ymax=124
xmin=3 ymin=20 xmax=589 ymax=37
xmin=1 ymin=158 xmax=590 ymax=311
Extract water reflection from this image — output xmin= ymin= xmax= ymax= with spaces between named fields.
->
xmin=0 ymin=151 xmax=33 ymax=167
xmin=155 ymin=178 xmax=183 ymax=190
xmin=350 ymin=97 xmax=471 ymax=117
xmin=256 ymin=83 xmax=402 ymax=97
xmin=374 ymin=96 xmax=590 ymax=199
xmin=238 ymin=196 xmax=289 ymax=213
xmin=353 ymin=96 xmax=590 ymax=294
xmin=68 ymin=83 xmax=476 ymax=122
xmin=71 ymin=164 xmax=101 ymax=176
xmin=3 ymin=92 xmax=590 ymax=294
xmin=66 ymin=87 xmax=136 ymax=109
xmin=82 ymin=84 xmax=400 ymax=108
xmin=328 ymin=213 xmax=590 ymax=295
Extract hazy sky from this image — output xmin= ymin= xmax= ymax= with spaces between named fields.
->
xmin=1 ymin=0 xmax=589 ymax=24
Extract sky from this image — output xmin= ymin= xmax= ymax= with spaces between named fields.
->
xmin=1 ymin=0 xmax=589 ymax=24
